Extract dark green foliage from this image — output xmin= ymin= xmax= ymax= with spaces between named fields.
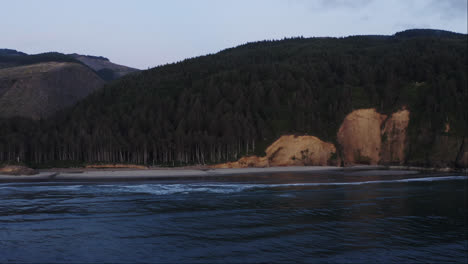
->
xmin=0 ymin=52 xmax=80 ymax=68
xmin=0 ymin=49 xmax=27 ymax=56
xmin=68 ymin=53 xmax=110 ymax=61
xmin=0 ymin=29 xmax=466 ymax=166
xmin=97 ymin=68 xmax=116 ymax=81
xmin=395 ymin=29 xmax=465 ymax=38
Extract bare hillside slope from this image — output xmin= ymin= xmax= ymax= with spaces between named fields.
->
xmin=0 ymin=62 xmax=104 ymax=119
xmin=70 ymin=54 xmax=138 ymax=80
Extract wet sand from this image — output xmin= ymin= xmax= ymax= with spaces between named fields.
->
xmin=0 ymin=165 xmax=428 ymax=182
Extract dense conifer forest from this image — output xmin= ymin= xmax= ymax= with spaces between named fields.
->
xmin=0 ymin=29 xmax=466 ymax=167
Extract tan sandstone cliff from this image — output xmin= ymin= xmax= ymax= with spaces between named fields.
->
xmin=265 ymin=135 xmax=337 ymax=166
xmin=380 ymin=109 xmax=410 ymax=164
xmin=213 ymin=108 xmax=418 ymax=168
xmin=337 ymin=109 xmax=387 ymax=165
xmin=212 ymin=135 xmax=336 ymax=168
xmin=337 ymin=108 xmax=410 ymax=165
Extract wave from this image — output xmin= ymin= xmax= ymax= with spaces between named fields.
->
xmin=1 ymin=176 xmax=466 ymax=195
xmin=112 ymin=175 xmax=468 ymax=195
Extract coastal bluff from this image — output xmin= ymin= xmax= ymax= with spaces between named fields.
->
xmin=212 ymin=135 xmax=337 ymax=168
xmin=214 ymin=108 xmax=414 ymax=168
xmin=338 ymin=108 xmax=410 ymax=166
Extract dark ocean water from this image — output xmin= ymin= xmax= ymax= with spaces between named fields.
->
xmin=0 ymin=172 xmax=467 ymax=263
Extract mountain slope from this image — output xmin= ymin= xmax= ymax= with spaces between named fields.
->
xmin=69 ymin=54 xmax=138 ymax=81
xmin=0 ymin=50 xmax=138 ymax=119
xmin=0 ymin=49 xmax=27 ymax=56
xmin=0 ymin=62 xmax=104 ymax=120
xmin=0 ymin=29 xmax=466 ymax=167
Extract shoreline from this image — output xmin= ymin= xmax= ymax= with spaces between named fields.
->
xmin=1 ymin=165 xmax=463 ymax=183
xmin=0 ymin=166 xmax=341 ymax=182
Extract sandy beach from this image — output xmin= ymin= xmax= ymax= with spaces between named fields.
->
xmin=0 ymin=165 xmax=431 ymax=182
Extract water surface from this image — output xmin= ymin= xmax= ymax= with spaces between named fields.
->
xmin=1 ymin=172 xmax=467 ymax=263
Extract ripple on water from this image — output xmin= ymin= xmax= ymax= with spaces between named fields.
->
xmin=0 ymin=174 xmax=466 ymax=263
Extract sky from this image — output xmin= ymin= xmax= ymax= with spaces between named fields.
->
xmin=1 ymin=0 xmax=466 ymax=69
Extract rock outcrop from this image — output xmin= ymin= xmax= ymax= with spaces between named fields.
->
xmin=212 ymin=135 xmax=336 ymax=168
xmin=380 ymin=109 xmax=410 ymax=164
xmin=337 ymin=108 xmax=410 ymax=166
xmin=337 ymin=109 xmax=386 ymax=165
xmin=265 ymin=135 xmax=337 ymax=166
xmin=213 ymin=108 xmax=466 ymax=169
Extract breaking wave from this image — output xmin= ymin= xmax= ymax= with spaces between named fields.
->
xmin=1 ymin=176 xmax=466 ymax=196
xmin=110 ymin=175 xmax=468 ymax=195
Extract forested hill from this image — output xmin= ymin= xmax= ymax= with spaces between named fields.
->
xmin=0 ymin=50 xmax=139 ymax=120
xmin=0 ymin=50 xmax=138 ymax=81
xmin=0 ymin=29 xmax=466 ymax=167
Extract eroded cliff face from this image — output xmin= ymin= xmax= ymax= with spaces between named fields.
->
xmin=337 ymin=108 xmax=410 ymax=165
xmin=213 ymin=108 xmax=465 ymax=169
xmin=212 ymin=135 xmax=336 ymax=168
xmin=266 ymin=135 xmax=337 ymax=166
xmin=337 ymin=109 xmax=387 ymax=165
xmin=380 ymin=109 xmax=410 ymax=164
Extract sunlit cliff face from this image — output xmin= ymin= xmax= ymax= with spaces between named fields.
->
xmin=337 ymin=109 xmax=387 ymax=166
xmin=214 ymin=108 xmax=411 ymax=168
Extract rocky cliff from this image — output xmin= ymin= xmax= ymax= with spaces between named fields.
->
xmin=337 ymin=108 xmax=411 ymax=166
xmin=214 ymin=108 xmax=421 ymax=168
xmin=337 ymin=109 xmax=386 ymax=165
xmin=380 ymin=110 xmax=410 ymax=164
xmin=265 ymin=135 xmax=337 ymax=166
xmin=212 ymin=135 xmax=336 ymax=168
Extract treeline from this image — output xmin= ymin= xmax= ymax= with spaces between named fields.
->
xmin=0 ymin=30 xmax=466 ymax=167
xmin=0 ymin=51 xmax=114 ymax=81
xmin=0 ymin=52 xmax=80 ymax=68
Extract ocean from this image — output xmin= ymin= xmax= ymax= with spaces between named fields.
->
xmin=1 ymin=172 xmax=467 ymax=263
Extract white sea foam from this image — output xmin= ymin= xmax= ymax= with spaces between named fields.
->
xmin=1 ymin=176 xmax=466 ymax=195
xmin=113 ymin=176 xmax=468 ymax=195
xmin=118 ymin=183 xmax=249 ymax=195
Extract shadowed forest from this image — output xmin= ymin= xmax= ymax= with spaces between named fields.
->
xmin=0 ymin=29 xmax=466 ymax=167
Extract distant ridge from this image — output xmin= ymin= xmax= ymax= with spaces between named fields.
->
xmin=0 ymin=49 xmax=27 ymax=56
xmin=394 ymin=29 xmax=466 ymax=38
xmin=0 ymin=62 xmax=104 ymax=120
xmin=68 ymin=53 xmax=110 ymax=62
xmin=0 ymin=49 xmax=138 ymax=119
xmin=69 ymin=54 xmax=138 ymax=81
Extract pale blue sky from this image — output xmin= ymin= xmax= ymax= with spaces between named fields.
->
xmin=1 ymin=0 xmax=466 ymax=69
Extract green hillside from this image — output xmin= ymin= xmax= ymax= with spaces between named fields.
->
xmin=0 ymin=29 xmax=466 ymax=167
